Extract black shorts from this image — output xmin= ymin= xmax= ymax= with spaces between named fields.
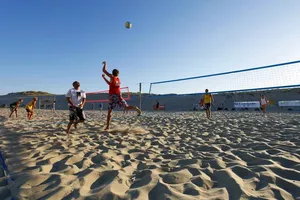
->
xmin=205 ymin=103 xmax=211 ymax=109
xmin=10 ymin=106 xmax=16 ymax=112
xmin=108 ymin=94 xmax=128 ymax=110
xmin=69 ymin=107 xmax=86 ymax=121
xmin=26 ymin=108 xmax=32 ymax=113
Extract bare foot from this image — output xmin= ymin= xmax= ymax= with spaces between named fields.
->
xmin=74 ymin=122 xmax=78 ymax=129
xmin=104 ymin=127 xmax=109 ymax=130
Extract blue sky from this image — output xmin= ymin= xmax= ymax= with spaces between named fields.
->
xmin=1 ymin=0 xmax=300 ymax=95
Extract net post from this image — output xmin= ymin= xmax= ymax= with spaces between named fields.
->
xmin=139 ymin=83 xmax=142 ymax=111
xmin=149 ymin=83 xmax=152 ymax=95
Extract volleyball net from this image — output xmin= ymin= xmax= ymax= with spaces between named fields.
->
xmin=86 ymin=87 xmax=130 ymax=103
xmin=39 ymin=96 xmax=56 ymax=109
xmin=149 ymin=60 xmax=300 ymax=95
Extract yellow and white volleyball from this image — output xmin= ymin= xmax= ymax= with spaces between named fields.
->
xmin=125 ymin=21 xmax=132 ymax=29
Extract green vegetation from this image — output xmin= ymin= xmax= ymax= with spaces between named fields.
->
xmin=7 ymin=91 xmax=53 ymax=96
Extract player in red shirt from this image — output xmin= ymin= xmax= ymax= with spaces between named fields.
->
xmin=102 ymin=61 xmax=141 ymax=130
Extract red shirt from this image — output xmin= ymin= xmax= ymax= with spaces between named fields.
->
xmin=109 ymin=76 xmax=121 ymax=94
xmin=200 ymin=99 xmax=204 ymax=104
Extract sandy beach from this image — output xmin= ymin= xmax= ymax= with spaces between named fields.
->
xmin=0 ymin=109 xmax=300 ymax=200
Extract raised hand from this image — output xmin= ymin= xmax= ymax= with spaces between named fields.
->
xmin=102 ymin=61 xmax=106 ymax=71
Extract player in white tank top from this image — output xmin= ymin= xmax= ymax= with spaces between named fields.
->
xmin=260 ymin=97 xmax=267 ymax=105
xmin=260 ymin=94 xmax=268 ymax=114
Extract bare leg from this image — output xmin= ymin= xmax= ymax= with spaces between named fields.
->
xmin=74 ymin=120 xmax=84 ymax=129
xmin=15 ymin=109 xmax=18 ymax=118
xmin=66 ymin=120 xmax=74 ymax=135
xmin=29 ymin=111 xmax=34 ymax=120
xmin=125 ymin=105 xmax=141 ymax=115
xmin=263 ymin=107 xmax=267 ymax=115
xmin=261 ymin=105 xmax=266 ymax=115
xmin=9 ymin=110 xmax=14 ymax=118
xmin=105 ymin=109 xmax=112 ymax=130
xmin=74 ymin=121 xmax=77 ymax=129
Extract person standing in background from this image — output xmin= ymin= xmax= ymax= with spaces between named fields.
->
xmin=52 ymin=101 xmax=56 ymax=112
xmin=203 ymin=89 xmax=214 ymax=119
xmin=260 ymin=94 xmax=269 ymax=115
xmin=156 ymin=100 xmax=160 ymax=110
xmin=99 ymin=102 xmax=103 ymax=113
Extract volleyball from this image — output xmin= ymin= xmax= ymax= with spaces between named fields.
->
xmin=125 ymin=21 xmax=132 ymax=29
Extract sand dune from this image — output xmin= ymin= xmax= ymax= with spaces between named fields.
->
xmin=0 ymin=109 xmax=300 ymax=200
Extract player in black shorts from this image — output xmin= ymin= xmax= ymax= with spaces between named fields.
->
xmin=65 ymin=81 xmax=86 ymax=135
xmin=9 ymin=99 xmax=23 ymax=118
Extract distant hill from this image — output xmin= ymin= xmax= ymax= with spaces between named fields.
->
xmin=7 ymin=91 xmax=54 ymax=96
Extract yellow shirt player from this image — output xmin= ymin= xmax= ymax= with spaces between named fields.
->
xmin=203 ymin=89 xmax=214 ymax=119
xmin=25 ymin=97 xmax=38 ymax=120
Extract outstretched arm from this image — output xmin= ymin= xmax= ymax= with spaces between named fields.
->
xmin=102 ymin=61 xmax=113 ymax=78
xmin=102 ymin=74 xmax=111 ymax=85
